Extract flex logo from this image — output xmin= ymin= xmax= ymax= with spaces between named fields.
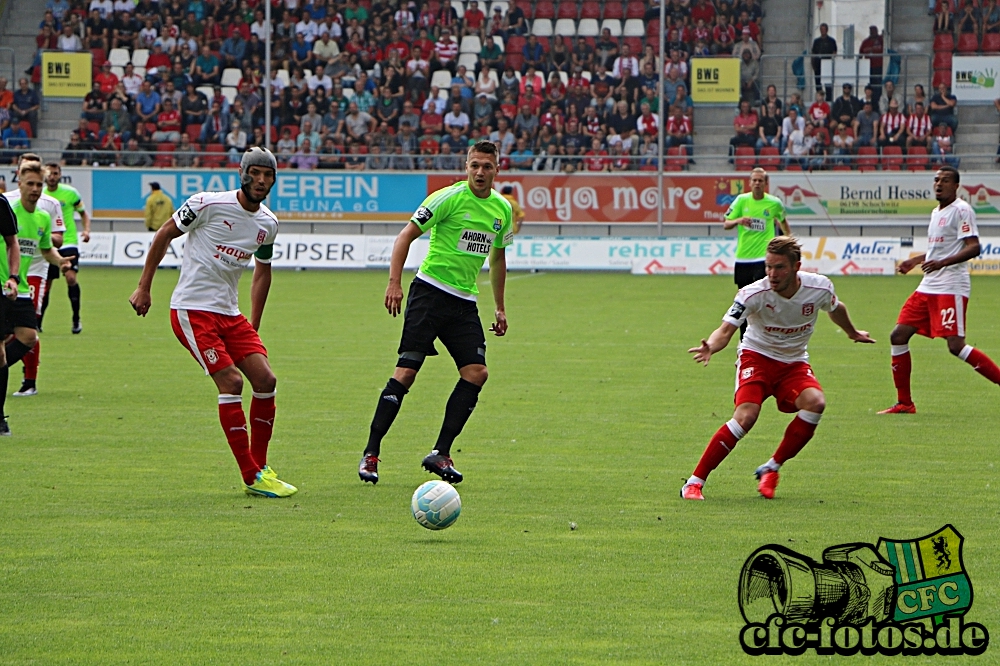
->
xmin=738 ymin=525 xmax=988 ymax=656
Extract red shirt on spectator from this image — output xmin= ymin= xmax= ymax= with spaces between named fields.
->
xmin=521 ymin=91 xmax=543 ymax=115
xmin=95 ymin=70 xmax=119 ymax=95
xmin=808 ymin=101 xmax=830 ymax=124
xmin=735 ymin=19 xmax=760 ymax=41
xmin=418 ymin=10 xmax=436 ymax=29
xmin=693 ymin=23 xmax=711 ymax=42
xmin=691 ymin=0 xmax=716 ymax=25
xmin=733 ymin=110 xmax=758 ymax=134
xmin=907 ymin=113 xmax=932 ymax=139
xmin=568 ymin=74 xmax=587 ymax=89
xmin=36 ymin=32 xmax=58 ymax=50
xmin=713 ymin=24 xmax=736 ymax=43
xmin=541 ymin=109 xmax=563 ymax=129
xmin=422 ymin=112 xmax=443 ymax=133
xmin=667 ymin=114 xmax=693 ymax=136
xmin=464 ymin=7 xmax=485 ymax=30
xmin=227 ymin=23 xmax=251 ymax=41
xmin=636 ymin=112 xmax=659 ymax=136
xmin=413 ymin=36 xmax=435 ymax=56
xmin=420 ymin=136 xmax=439 ymax=152
xmin=388 ymin=38 xmax=410 ymax=56
xmin=585 ymin=149 xmax=609 ymax=171
xmin=147 ymin=52 xmax=171 ymax=71
xmin=158 ymin=108 xmax=181 ymax=132
xmin=500 ymin=100 xmax=517 ymax=118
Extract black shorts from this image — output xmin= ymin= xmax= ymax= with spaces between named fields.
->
xmin=734 ymin=260 xmax=766 ymax=288
xmin=0 ymin=297 xmax=39 ymax=336
xmin=47 ymin=246 xmax=80 ymax=281
xmin=397 ymin=278 xmax=487 ymax=370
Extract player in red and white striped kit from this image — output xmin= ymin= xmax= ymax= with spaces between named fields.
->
xmin=129 ymin=148 xmax=297 ymax=498
xmin=682 ymin=237 xmax=875 ymax=501
xmin=880 ymin=166 xmax=1000 ymax=414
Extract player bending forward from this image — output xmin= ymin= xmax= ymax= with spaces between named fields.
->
xmin=681 ymin=237 xmax=874 ymax=501
xmin=129 ymin=148 xmax=296 ymax=498
xmin=880 ymin=166 xmax=1000 ymax=414
xmin=359 ymin=140 xmax=513 ymax=485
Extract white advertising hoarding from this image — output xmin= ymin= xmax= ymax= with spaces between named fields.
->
xmin=951 ymin=56 xmax=1000 ymax=102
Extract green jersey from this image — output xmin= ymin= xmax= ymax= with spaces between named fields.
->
xmin=8 ymin=201 xmax=52 ymax=298
xmin=412 ymin=181 xmax=514 ymax=297
xmin=46 ymin=183 xmax=84 ymax=246
xmin=725 ymin=192 xmax=786 ymax=261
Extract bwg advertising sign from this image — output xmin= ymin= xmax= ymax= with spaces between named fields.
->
xmin=690 ymin=57 xmax=741 ymax=103
xmin=951 ymin=56 xmax=1000 ymax=102
xmin=738 ymin=525 xmax=988 ymax=656
xmin=41 ymin=51 xmax=92 ymax=98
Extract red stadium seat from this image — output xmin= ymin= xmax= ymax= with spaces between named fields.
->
xmin=666 ymin=145 xmax=687 ymax=170
xmin=281 ymin=124 xmax=300 ymax=141
xmin=983 ymin=32 xmax=1000 ymax=53
xmin=87 ymin=121 xmax=101 ymax=136
xmin=603 ymin=2 xmax=623 ymax=19
xmin=624 ymin=36 xmax=643 ymax=54
xmin=758 ymin=146 xmax=780 ymax=169
xmin=626 ymin=2 xmax=646 ymax=19
xmin=535 ymin=36 xmax=551 ymax=51
xmin=906 ymin=146 xmax=930 ymax=170
xmin=646 ymin=20 xmax=660 ymax=39
xmin=933 ymin=69 xmax=952 ymax=88
xmin=639 ymin=163 xmax=658 ymax=171
xmin=505 ymin=53 xmax=524 ymax=71
xmin=785 ymin=162 xmax=803 ymax=171
xmin=933 ymin=51 xmax=952 ymax=70
xmin=428 ymin=0 xmax=441 ymax=12
xmin=857 ymin=146 xmax=878 ymax=171
xmin=185 ymin=123 xmax=202 ymax=143
xmin=534 ymin=1 xmax=555 ymax=19
xmin=933 ymin=33 xmax=954 ymax=51
xmin=154 ymin=142 xmax=174 ymax=167
xmin=957 ymin=32 xmax=979 ymax=53
xmin=557 ymin=2 xmax=577 ymax=19
xmin=202 ymin=143 xmax=225 ymax=167
xmin=515 ymin=0 xmax=532 ymax=15
xmin=18 ymin=121 xmax=32 ymax=138
xmin=580 ymin=1 xmax=600 ymax=19
xmin=881 ymin=145 xmax=903 ymax=170
xmin=734 ymin=146 xmax=755 ymax=170
xmin=506 ymin=35 xmax=526 ymax=53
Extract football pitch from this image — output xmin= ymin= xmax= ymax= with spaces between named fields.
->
xmin=2 ymin=267 xmax=998 ymax=664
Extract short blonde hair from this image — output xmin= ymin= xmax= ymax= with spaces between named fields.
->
xmin=767 ymin=236 xmax=801 ymax=265
xmin=18 ymin=161 xmax=43 ymax=178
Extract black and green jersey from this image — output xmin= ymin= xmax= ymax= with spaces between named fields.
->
xmin=7 ymin=200 xmax=52 ymax=298
xmin=46 ymin=183 xmax=84 ymax=247
xmin=725 ymin=193 xmax=786 ymax=262
xmin=412 ymin=181 xmax=514 ymax=298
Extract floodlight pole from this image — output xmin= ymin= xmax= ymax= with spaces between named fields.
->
xmin=264 ymin=0 xmax=272 ymax=149
xmin=656 ymin=0 xmax=665 ymax=237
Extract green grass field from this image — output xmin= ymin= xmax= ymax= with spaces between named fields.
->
xmin=2 ymin=268 xmax=998 ymax=664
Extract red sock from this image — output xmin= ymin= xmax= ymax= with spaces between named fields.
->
xmin=693 ymin=420 xmax=745 ymax=480
xmin=249 ymin=391 xmax=276 ymax=468
xmin=891 ymin=346 xmax=912 ymax=405
xmin=773 ymin=412 xmax=820 ymax=465
xmin=962 ymin=347 xmax=1000 ymax=385
xmin=22 ymin=339 xmax=38 ymax=381
xmin=218 ymin=394 xmax=259 ymax=485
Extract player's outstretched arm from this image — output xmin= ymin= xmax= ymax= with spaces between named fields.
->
xmin=489 ymin=245 xmax=507 ymax=336
xmin=827 ymin=302 xmax=876 ymax=343
xmin=249 ymin=259 xmax=271 ymax=331
xmin=897 ymin=253 xmax=926 ymax=274
xmin=385 ymin=222 xmax=423 ymax=317
xmin=41 ymin=246 xmax=72 ymax=272
xmin=129 ymin=220 xmax=184 ymax=317
xmin=688 ymin=322 xmax=738 ymax=366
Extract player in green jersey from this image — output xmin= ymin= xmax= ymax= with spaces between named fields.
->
xmin=0 ymin=194 xmax=21 ymax=434
xmin=0 ymin=163 xmax=70 ymax=433
xmin=724 ymin=168 xmax=791 ymax=337
xmin=359 ymin=140 xmax=513 ymax=484
xmin=42 ymin=163 xmax=90 ymax=334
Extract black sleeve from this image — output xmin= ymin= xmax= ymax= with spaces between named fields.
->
xmin=0 ymin=197 xmax=18 ymax=237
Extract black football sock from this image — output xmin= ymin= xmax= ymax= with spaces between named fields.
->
xmin=433 ymin=379 xmax=482 ymax=457
xmin=0 ymin=365 xmax=8 ymax=417
xmin=68 ymin=283 xmax=81 ymax=323
xmin=365 ymin=378 xmax=408 ymax=457
xmin=5 ymin=340 xmax=32 ymax=367
xmin=38 ymin=287 xmax=50 ymax=328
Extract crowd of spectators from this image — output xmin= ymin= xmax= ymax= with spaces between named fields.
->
xmin=729 ymin=79 xmax=960 ymax=170
xmin=21 ymin=0 xmax=770 ymax=169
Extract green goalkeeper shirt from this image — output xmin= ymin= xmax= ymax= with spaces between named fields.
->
xmin=45 ymin=183 xmax=85 ymax=247
xmin=411 ymin=181 xmax=514 ymax=299
xmin=725 ymin=192 xmax=786 ymax=262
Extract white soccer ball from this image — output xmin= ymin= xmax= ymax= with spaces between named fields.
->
xmin=411 ymin=480 xmax=462 ymax=530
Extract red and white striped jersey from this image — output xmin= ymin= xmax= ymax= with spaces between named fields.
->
xmin=881 ymin=111 xmax=905 ymax=133
xmin=667 ymin=115 xmax=692 ymax=135
xmin=907 ymin=113 xmax=932 ymax=139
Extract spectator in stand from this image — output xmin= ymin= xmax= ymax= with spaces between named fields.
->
xmin=613 ymin=44 xmax=640 ymax=83
xmin=490 ymin=116 xmax=515 ymax=155
xmin=101 ymin=96 xmax=133 ymax=139
xmin=935 ymin=0 xmax=955 ymax=33
xmin=811 ymin=23 xmax=837 ymax=100
xmin=90 ymin=0 xmax=113 ymax=20
xmin=95 ymin=62 xmax=119 ymax=96
xmin=533 ymin=143 xmax=563 ymax=172
xmin=859 ymin=26 xmax=884 ymax=96
xmin=444 ymin=101 xmax=471 ymax=134
xmin=522 ymin=35 xmax=546 ymax=74
xmin=485 ymin=6 xmax=505 ymax=42
xmin=138 ymin=17 xmax=158 ymax=49
xmin=783 ymin=119 xmax=814 ymax=169
xmin=957 ymin=1 xmax=979 ymax=35
xmin=291 ymin=138 xmax=319 ymax=170
xmin=732 ymin=26 xmax=760 ymax=61
xmin=200 ymin=100 xmax=228 ymax=144
xmin=224 ymin=119 xmax=247 ymax=163
xmin=759 ymin=84 xmax=783 ymax=118
xmin=463 ymin=0 xmax=485 ymax=36
xmin=58 ymin=23 xmax=83 ymax=51
xmin=112 ymin=10 xmax=140 ymax=50
xmin=120 ymin=137 xmax=153 ymax=167
xmin=181 ymin=83 xmax=208 ymax=127
xmin=82 ymin=82 xmax=107 ymax=123
xmin=479 ymin=35 xmax=503 ymax=74
xmin=831 ymin=83 xmax=861 ymax=131
xmin=2 ymin=122 xmax=29 ymax=154
xmin=879 ymin=98 xmax=906 ymax=148
xmin=739 ymin=49 xmax=760 ymax=105
xmin=509 ymin=136 xmax=534 ymax=170
xmin=513 ymin=103 xmax=538 ymax=138
xmin=341 ymin=101 xmax=375 ymax=142
xmin=37 ymin=24 xmax=59 ymax=53
xmin=808 ymin=89 xmax=830 ymax=128
xmin=63 ymin=131 xmax=90 ymax=166
xmin=757 ymin=101 xmax=781 ymax=151
xmin=930 ymin=83 xmax=958 ymax=131
xmin=472 ymin=93 xmax=493 ymax=129
xmin=436 ymin=140 xmax=464 ymax=169
xmin=931 ymin=122 xmax=958 ymax=166
xmin=730 ymin=99 xmax=758 ymax=154
xmin=406 ymin=46 xmax=431 ymax=99
xmin=193 ymin=45 xmax=221 ymax=85
xmin=173 ymin=132 xmax=200 ymax=167
xmin=906 ymin=102 xmax=933 ymax=150
xmin=220 ymin=30 xmax=248 ymax=70
xmin=12 ymin=78 xmax=40 ymax=138
xmin=134 ymin=80 xmax=161 ymax=127
xmin=0 ymin=79 xmax=12 ymax=110
xmin=435 ymin=29 xmax=459 ymax=75
xmin=635 ymin=102 xmax=659 ymax=139
xmin=116 ymin=63 xmax=141 ymax=99
xmin=666 ymin=105 xmax=694 ymax=156
xmin=76 ymin=118 xmax=98 ymax=147
xmin=713 ymin=15 xmax=736 ymax=55
xmin=879 ymin=80 xmax=899 ymax=115
xmin=853 ymin=99 xmax=880 ymax=147
xmin=504 ymin=2 xmax=527 ymax=36
xmin=906 ymin=84 xmax=927 ymax=115
xmin=584 ymin=138 xmax=609 ymax=171
xmin=830 ymin=123 xmax=854 ymax=166
xmin=152 ymin=97 xmax=182 ymax=142
xmin=984 ymin=0 xmax=1000 ymax=33
xmin=85 ymin=8 xmax=109 ymax=51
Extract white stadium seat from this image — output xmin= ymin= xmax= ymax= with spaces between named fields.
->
xmin=108 ymin=48 xmax=130 ymax=67
xmin=457 ymin=53 xmax=478 ymax=71
xmin=220 ymin=68 xmax=243 ymax=87
xmin=221 ymin=86 xmax=238 ymax=104
xmin=623 ymin=19 xmax=645 ymax=36
xmin=430 ymin=69 xmax=453 ymax=90
xmin=577 ymin=18 xmax=600 ymax=36
xmin=554 ymin=18 xmax=576 ymax=36
xmin=131 ymin=49 xmax=149 ymax=67
xmin=531 ymin=18 xmax=553 ymax=36
xmin=601 ymin=19 xmax=622 ymax=36
xmin=493 ymin=35 xmax=505 ymax=50
xmin=460 ymin=35 xmax=481 ymax=53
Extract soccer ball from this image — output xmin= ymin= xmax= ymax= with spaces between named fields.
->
xmin=411 ymin=480 xmax=462 ymax=530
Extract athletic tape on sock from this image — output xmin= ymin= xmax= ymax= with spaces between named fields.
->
xmin=890 ymin=344 xmax=910 ymax=356
xmin=252 ymin=390 xmax=276 ymax=399
xmin=218 ymin=393 xmax=243 ymax=405
xmin=726 ymin=418 xmax=747 ymax=439
xmin=797 ymin=410 xmax=823 ymax=425
xmin=959 ymin=345 xmax=974 ymax=362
